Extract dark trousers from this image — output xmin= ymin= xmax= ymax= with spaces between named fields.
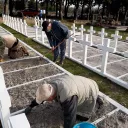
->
xmin=53 ymin=40 xmax=66 ymax=63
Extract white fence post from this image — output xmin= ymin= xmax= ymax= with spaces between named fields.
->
xmin=37 ymin=17 xmax=40 ymax=27
xmin=87 ymin=26 xmax=95 ymax=44
xmin=20 ymin=19 xmax=23 ymax=34
xmin=111 ymin=31 xmax=122 ymax=50
xmin=98 ymin=38 xmax=115 ymax=75
xmin=98 ymin=28 xmax=108 ymax=45
xmin=40 ymin=18 xmax=43 ymax=28
xmin=82 ymin=34 xmax=93 ymax=65
xmin=68 ymin=31 xmax=76 ymax=58
xmin=24 ymin=20 xmax=28 ymax=36
xmin=35 ymin=21 xmax=38 ymax=40
xmin=41 ymin=31 xmax=45 ymax=44
xmin=82 ymin=34 xmax=89 ymax=65
xmin=79 ymin=25 xmax=85 ymax=40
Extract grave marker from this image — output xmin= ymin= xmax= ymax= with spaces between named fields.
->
xmin=87 ymin=26 xmax=95 ymax=44
xmin=71 ymin=23 xmax=77 ymax=36
xmin=98 ymin=38 xmax=115 ymax=74
xmin=79 ymin=25 xmax=86 ymax=40
xmin=111 ymin=31 xmax=122 ymax=50
xmin=98 ymin=28 xmax=107 ymax=45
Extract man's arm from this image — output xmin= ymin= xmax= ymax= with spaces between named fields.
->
xmin=61 ymin=95 xmax=78 ymax=128
xmin=45 ymin=32 xmax=54 ymax=47
xmin=25 ymin=99 xmax=43 ymax=115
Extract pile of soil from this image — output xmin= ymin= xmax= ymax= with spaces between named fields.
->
xmin=96 ymin=110 xmax=128 ymax=128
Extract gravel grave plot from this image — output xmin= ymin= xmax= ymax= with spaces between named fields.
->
xmin=4 ymin=64 xmax=63 ymax=88
xmin=96 ymin=110 xmax=128 ymax=128
xmin=72 ymin=47 xmax=102 ymax=60
xmin=9 ymin=82 xmax=116 ymax=128
xmin=116 ymin=44 xmax=128 ymax=52
xmin=105 ymin=59 xmax=128 ymax=77
xmin=120 ymin=75 xmax=128 ymax=82
xmin=8 ymin=74 xmax=66 ymax=113
xmin=0 ymin=57 xmax=49 ymax=73
xmin=87 ymin=53 xmax=124 ymax=67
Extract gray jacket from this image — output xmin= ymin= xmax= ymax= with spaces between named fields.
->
xmin=50 ymin=75 xmax=99 ymax=118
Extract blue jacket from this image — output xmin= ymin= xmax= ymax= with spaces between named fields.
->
xmin=45 ymin=21 xmax=69 ymax=47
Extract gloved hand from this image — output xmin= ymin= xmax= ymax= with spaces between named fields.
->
xmin=25 ymin=106 xmax=32 ymax=115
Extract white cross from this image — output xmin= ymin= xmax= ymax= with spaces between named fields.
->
xmin=98 ymin=38 xmax=115 ymax=74
xmin=71 ymin=23 xmax=77 ymax=36
xmin=87 ymin=26 xmax=95 ymax=43
xmin=68 ymin=30 xmax=76 ymax=58
xmin=111 ymin=31 xmax=122 ymax=50
xmin=79 ymin=25 xmax=85 ymax=40
xmin=98 ymin=28 xmax=108 ymax=45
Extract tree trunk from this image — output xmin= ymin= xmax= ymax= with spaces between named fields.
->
xmin=116 ymin=11 xmax=120 ymax=22
xmin=36 ymin=0 xmax=38 ymax=10
xmin=102 ymin=2 xmax=105 ymax=19
xmin=64 ymin=0 xmax=68 ymax=18
xmin=124 ymin=8 xmax=128 ymax=20
xmin=4 ymin=0 xmax=9 ymax=14
xmin=59 ymin=0 xmax=63 ymax=20
xmin=45 ymin=0 xmax=49 ymax=16
xmin=56 ymin=2 xmax=59 ymax=18
xmin=9 ymin=0 xmax=13 ymax=16
xmin=74 ymin=6 xmax=79 ymax=20
xmin=81 ymin=1 xmax=85 ymax=19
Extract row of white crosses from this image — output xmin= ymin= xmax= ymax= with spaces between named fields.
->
xmin=71 ymin=23 xmax=127 ymax=55
xmin=3 ymin=15 xmax=28 ymax=36
xmin=0 ymin=67 xmax=30 ymax=128
xmin=68 ymin=30 xmax=116 ymax=75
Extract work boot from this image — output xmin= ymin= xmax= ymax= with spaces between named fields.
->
xmin=58 ymin=61 xmax=64 ymax=66
xmin=97 ymin=96 xmax=104 ymax=109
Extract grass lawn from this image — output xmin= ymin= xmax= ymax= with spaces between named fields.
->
xmin=1 ymin=22 xmax=128 ymax=109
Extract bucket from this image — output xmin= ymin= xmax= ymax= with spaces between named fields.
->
xmin=73 ymin=122 xmax=96 ymax=128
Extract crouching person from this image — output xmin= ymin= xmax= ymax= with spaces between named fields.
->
xmin=25 ymin=75 xmax=99 ymax=128
xmin=1 ymin=35 xmax=29 ymax=60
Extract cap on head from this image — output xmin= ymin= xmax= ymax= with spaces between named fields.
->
xmin=36 ymin=83 xmax=54 ymax=104
xmin=42 ymin=21 xmax=49 ymax=31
